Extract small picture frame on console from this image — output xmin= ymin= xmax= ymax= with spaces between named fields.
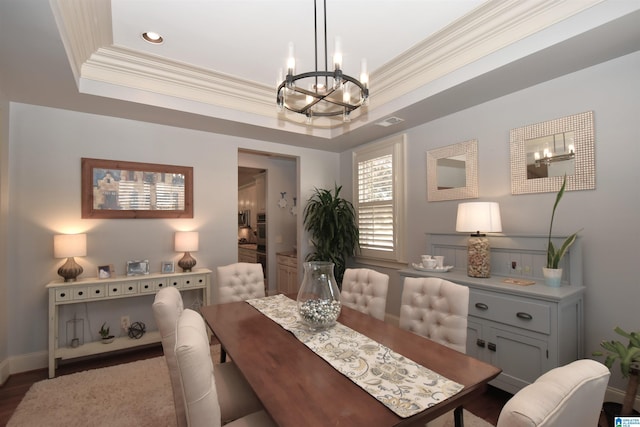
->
xmin=161 ymin=261 xmax=175 ymax=274
xmin=97 ymin=264 xmax=113 ymax=279
xmin=126 ymin=260 xmax=150 ymax=276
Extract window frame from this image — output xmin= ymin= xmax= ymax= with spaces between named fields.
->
xmin=352 ymin=134 xmax=406 ymax=265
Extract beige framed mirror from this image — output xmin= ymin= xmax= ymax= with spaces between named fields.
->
xmin=510 ymin=111 xmax=594 ymax=194
xmin=427 ymin=139 xmax=478 ymax=201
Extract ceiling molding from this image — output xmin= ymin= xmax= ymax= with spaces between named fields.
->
xmin=50 ymin=0 xmax=605 ymax=139
xmin=49 ymin=0 xmax=112 ymax=82
xmin=372 ymin=0 xmax=603 ymax=105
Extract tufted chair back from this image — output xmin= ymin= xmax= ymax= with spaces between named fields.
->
xmin=341 ymin=268 xmax=389 ymax=321
xmin=215 ymin=262 xmax=266 ymax=303
xmin=175 ymin=308 xmax=223 ymax=427
xmin=496 ymin=359 xmax=610 ymax=427
xmin=399 ymin=277 xmax=469 ymax=353
xmin=152 ymin=287 xmax=187 ymax=427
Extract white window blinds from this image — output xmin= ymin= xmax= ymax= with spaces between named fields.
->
xmin=358 ymin=154 xmax=394 ymax=252
xmin=353 ymin=134 xmax=406 ymax=263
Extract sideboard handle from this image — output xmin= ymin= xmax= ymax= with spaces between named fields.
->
xmin=476 ymin=339 xmax=486 ymax=348
xmin=475 ymin=302 xmax=489 ymax=310
xmin=516 ymin=312 xmax=533 ymax=320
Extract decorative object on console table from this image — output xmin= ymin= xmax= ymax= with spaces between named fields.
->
xmin=53 ymin=233 xmax=87 ymax=282
xmin=126 ymin=259 xmax=150 ymax=276
xmin=99 ymin=322 xmax=115 ymax=344
xmin=455 ymin=202 xmax=502 ymax=278
xmin=161 ymin=261 xmax=175 ymax=274
xmin=544 ymin=174 xmax=580 ymax=287
xmin=175 ymin=231 xmax=198 ymax=272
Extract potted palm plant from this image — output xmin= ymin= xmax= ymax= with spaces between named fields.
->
xmin=593 ymin=327 xmax=640 ymax=425
xmin=303 ymin=184 xmax=359 ymax=287
xmin=543 ymin=174 xmax=580 ymax=286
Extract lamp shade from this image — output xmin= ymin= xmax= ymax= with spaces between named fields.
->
xmin=175 ymin=231 xmax=199 ymax=252
xmin=53 ymin=234 xmax=87 ymax=258
xmin=456 ymin=202 xmax=502 ymax=234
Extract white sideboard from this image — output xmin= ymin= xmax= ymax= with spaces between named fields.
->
xmin=399 ymin=233 xmax=585 ymax=394
xmin=47 ymin=268 xmax=211 ymax=378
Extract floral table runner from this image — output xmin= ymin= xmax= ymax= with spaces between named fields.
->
xmin=246 ymin=294 xmax=463 ymax=418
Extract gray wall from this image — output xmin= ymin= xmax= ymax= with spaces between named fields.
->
xmin=342 ymin=50 xmax=640 ymax=391
xmin=2 ymin=104 xmax=338 ymax=374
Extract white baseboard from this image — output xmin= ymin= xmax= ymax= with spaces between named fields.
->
xmin=0 ymin=357 xmax=10 ymax=385
xmin=6 ymin=350 xmax=48 ymax=376
xmin=604 ymin=386 xmax=640 ymax=412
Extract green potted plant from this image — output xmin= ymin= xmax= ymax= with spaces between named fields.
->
xmin=543 ymin=174 xmax=580 ymax=286
xmin=99 ymin=322 xmax=115 ymax=344
xmin=593 ymin=327 xmax=640 ymax=423
xmin=303 ymin=184 xmax=359 ymax=287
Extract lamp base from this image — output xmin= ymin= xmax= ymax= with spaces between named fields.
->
xmin=58 ymin=257 xmax=83 ymax=282
xmin=467 ymin=235 xmax=491 ymax=278
xmin=178 ymin=252 xmax=197 ymax=272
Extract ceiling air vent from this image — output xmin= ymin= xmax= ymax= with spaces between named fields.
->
xmin=375 ymin=116 xmax=404 ymax=127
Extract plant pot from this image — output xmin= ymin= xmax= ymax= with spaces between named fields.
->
xmin=542 ymin=267 xmax=563 ymax=287
xmin=602 ymin=402 xmax=640 ymax=427
xmin=101 ymin=336 xmax=115 ymax=344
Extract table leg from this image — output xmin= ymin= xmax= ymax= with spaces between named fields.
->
xmin=454 ymin=406 xmax=464 ymax=427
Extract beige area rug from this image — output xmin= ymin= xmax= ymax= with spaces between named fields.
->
xmin=8 ymin=344 xmax=493 ymax=427
xmin=440 ymin=410 xmax=495 ymax=427
xmin=8 ymin=356 xmax=178 ymax=427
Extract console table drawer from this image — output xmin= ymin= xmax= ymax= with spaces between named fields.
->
xmin=469 ymin=290 xmax=550 ymax=334
xmin=87 ymin=284 xmax=106 ymax=298
xmin=179 ymin=274 xmax=206 ymax=289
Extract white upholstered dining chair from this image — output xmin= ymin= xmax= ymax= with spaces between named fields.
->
xmin=175 ymin=308 xmax=276 ymax=427
xmin=215 ymin=262 xmax=266 ymax=362
xmin=399 ymin=277 xmax=469 ymax=353
xmin=340 ymin=268 xmax=389 ymax=321
xmin=496 ymin=359 xmax=610 ymax=427
xmin=152 ymin=287 xmax=263 ymax=427
xmin=215 ymin=262 xmax=266 ymax=303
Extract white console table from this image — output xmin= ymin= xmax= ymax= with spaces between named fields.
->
xmin=399 ymin=233 xmax=585 ymax=394
xmin=47 ymin=268 xmax=211 ymax=378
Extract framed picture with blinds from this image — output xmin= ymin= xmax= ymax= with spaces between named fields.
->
xmin=81 ymin=158 xmax=193 ymax=219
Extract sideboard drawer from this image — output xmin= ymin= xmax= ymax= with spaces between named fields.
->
xmin=469 ymin=290 xmax=550 ymax=334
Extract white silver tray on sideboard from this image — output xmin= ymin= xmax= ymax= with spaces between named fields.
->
xmin=411 ymin=263 xmax=453 ymax=273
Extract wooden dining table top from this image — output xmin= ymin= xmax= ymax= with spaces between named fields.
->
xmin=201 ymin=296 xmax=501 ymax=427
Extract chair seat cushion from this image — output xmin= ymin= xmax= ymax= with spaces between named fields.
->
xmin=215 ymin=362 xmax=263 ymax=424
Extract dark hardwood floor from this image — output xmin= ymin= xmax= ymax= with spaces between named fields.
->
xmin=0 ymin=344 xmax=511 ymax=426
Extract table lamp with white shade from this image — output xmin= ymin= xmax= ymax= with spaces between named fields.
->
xmin=456 ymin=202 xmax=502 ymax=278
xmin=54 ymin=233 xmax=87 ymax=282
xmin=175 ymin=231 xmax=198 ymax=272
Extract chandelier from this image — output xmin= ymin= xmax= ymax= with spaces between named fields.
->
xmin=276 ymin=0 xmax=369 ymax=124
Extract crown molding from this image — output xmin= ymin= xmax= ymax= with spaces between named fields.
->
xmin=51 ymin=0 xmax=603 ymax=131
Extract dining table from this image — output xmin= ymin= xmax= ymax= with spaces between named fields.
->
xmin=201 ymin=294 xmax=501 ymax=427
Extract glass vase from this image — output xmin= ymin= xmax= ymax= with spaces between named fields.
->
xmin=297 ymin=261 xmax=341 ymax=331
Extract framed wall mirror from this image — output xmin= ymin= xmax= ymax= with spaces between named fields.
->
xmin=510 ymin=111 xmax=594 ymax=194
xmin=81 ymin=158 xmax=193 ymax=218
xmin=427 ymin=139 xmax=478 ymax=201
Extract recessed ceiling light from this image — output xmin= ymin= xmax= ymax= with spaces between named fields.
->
xmin=142 ymin=31 xmax=164 ymax=44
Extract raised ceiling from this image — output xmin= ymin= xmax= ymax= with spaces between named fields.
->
xmin=1 ymin=0 xmax=640 ymax=152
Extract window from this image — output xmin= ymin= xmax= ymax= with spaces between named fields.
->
xmin=353 ymin=134 xmax=406 ymax=263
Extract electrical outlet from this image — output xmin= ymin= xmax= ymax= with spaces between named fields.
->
xmin=121 ymin=315 xmax=130 ymax=331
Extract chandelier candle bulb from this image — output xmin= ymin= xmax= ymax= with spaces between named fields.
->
xmin=333 ymin=37 xmax=342 ymax=70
